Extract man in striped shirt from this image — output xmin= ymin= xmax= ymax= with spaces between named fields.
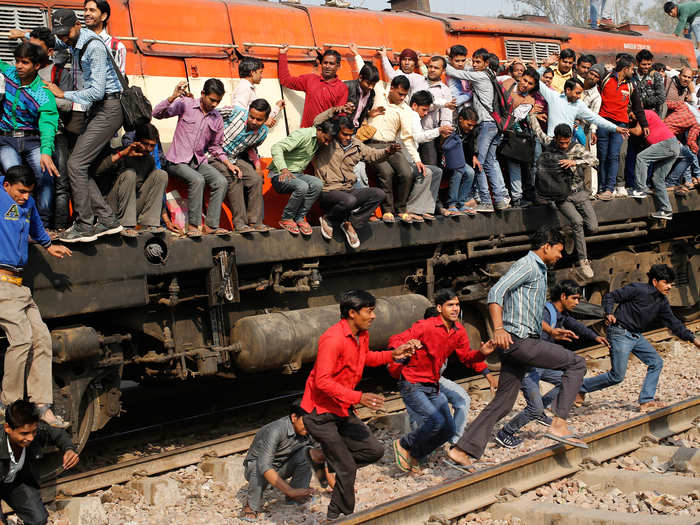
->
xmin=212 ymin=100 xmax=272 ymax=234
xmin=447 ymin=228 xmax=588 ymax=470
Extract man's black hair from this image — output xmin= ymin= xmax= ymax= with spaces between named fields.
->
xmin=5 ymin=165 xmax=36 ymax=188
xmin=391 ymin=74 xmax=410 ymax=90
xmin=551 ymin=280 xmax=582 ymax=301
xmin=321 ymin=49 xmax=341 ymax=65
xmin=584 ymin=54 xmax=597 ymax=64
xmin=577 ymin=54 xmax=594 ymax=66
xmin=430 ymin=55 xmax=447 ymax=69
xmin=615 ymin=56 xmax=634 ymax=71
xmin=359 ymin=63 xmax=379 ymax=83
xmin=29 ymin=27 xmax=55 ymax=51
xmin=84 ymin=0 xmax=111 ymax=23
xmin=560 ymin=48 xmax=576 ymax=61
xmin=648 ymin=264 xmax=675 ymax=283
xmin=449 ymin=44 xmax=467 ymax=58
xmin=135 ymin=122 xmax=159 ymax=142
xmin=636 ymin=49 xmax=654 ymax=63
xmin=652 ymin=62 xmax=666 ymax=73
xmin=553 ymin=123 xmax=573 ymax=138
xmin=410 ymin=90 xmax=433 ymax=107
xmin=5 ymin=400 xmax=39 ymax=429
xmin=238 ymin=57 xmax=264 ymax=79
xmin=664 ymin=1 xmax=677 ymax=14
xmin=335 ymin=115 xmax=354 ymax=132
xmin=531 ymin=227 xmax=565 ymax=250
xmin=434 ymin=288 xmax=458 ymax=306
xmin=423 ymin=306 xmax=439 ymax=319
xmin=487 ymin=53 xmax=500 ymax=73
xmin=316 ymin=118 xmax=338 ymax=136
xmin=472 ymin=48 xmax=490 ymax=61
xmin=564 ymin=78 xmax=584 ymax=92
xmin=14 ymin=42 xmax=44 ymax=66
xmin=339 ymin=290 xmax=375 ymax=319
xmin=249 ymin=98 xmax=271 ymax=117
xmin=542 ymin=67 xmax=554 ymax=76
xmin=458 ymin=106 xmax=478 ymax=122
xmin=290 ymin=403 xmax=306 ymax=418
xmin=522 ymin=66 xmax=540 ymax=88
xmin=202 ymin=78 xmax=225 ymax=97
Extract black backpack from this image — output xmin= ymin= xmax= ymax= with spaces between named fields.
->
xmin=471 ymin=69 xmax=515 ymax=132
xmin=535 ymin=145 xmax=573 ymax=201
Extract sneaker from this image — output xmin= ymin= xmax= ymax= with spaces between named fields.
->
xmin=476 ymin=203 xmax=494 ymax=213
xmin=58 ymin=223 xmax=98 ymax=243
xmin=629 ymin=189 xmax=647 ymax=199
xmin=535 ymin=414 xmax=553 ymax=427
xmin=651 ymin=210 xmax=673 ymax=220
xmin=319 ymin=216 xmax=333 ymax=240
xmin=575 ymin=259 xmax=594 ymax=279
xmin=494 ymin=200 xmax=509 ymax=211
xmin=614 ymin=186 xmax=628 ymax=197
xmin=340 ymin=223 xmax=360 ymax=249
xmin=494 ymin=429 xmax=522 ymax=449
xmin=94 ymin=220 xmax=124 ymax=237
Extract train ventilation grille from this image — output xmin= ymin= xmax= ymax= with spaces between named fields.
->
xmin=0 ymin=6 xmax=48 ymax=63
xmin=505 ymin=41 xmax=561 ymax=63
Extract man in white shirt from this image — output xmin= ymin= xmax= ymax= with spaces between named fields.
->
xmin=366 ymin=75 xmax=426 ymax=223
xmin=420 ymin=56 xmax=455 ymax=165
xmin=83 ymin=0 xmax=126 ymax=74
xmin=231 ymin=57 xmax=284 ymax=127
xmin=0 ymin=400 xmax=79 ymax=525
xmin=379 ymin=47 xmax=428 ymax=101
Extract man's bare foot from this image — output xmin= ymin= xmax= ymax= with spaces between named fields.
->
xmin=574 ymin=393 xmax=585 ymax=407
xmin=447 ymin=445 xmax=474 ymax=467
xmin=242 ymin=504 xmax=258 ymax=521
xmin=640 ymin=400 xmax=665 ymax=412
xmin=548 ymin=417 xmax=586 ymax=446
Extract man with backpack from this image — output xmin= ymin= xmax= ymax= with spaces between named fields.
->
xmin=445 ymin=48 xmax=509 ymax=212
xmin=531 ymin=121 xmax=599 ymax=279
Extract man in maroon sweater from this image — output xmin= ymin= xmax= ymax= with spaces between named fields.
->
xmin=301 ymin=290 xmax=417 ymax=521
xmin=279 ymin=46 xmax=349 ymax=128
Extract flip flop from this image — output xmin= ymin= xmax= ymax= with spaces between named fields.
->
xmin=442 ymin=458 xmax=477 ymax=474
xmin=393 ymin=439 xmax=411 ymax=472
xmin=544 ymin=432 xmax=588 ymax=449
xmin=305 ymin=447 xmax=328 ymax=488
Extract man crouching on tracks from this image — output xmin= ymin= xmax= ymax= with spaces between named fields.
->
xmin=0 ymin=400 xmax=79 ymax=525
xmin=300 ymin=290 xmax=418 ymax=521
xmin=447 ymin=227 xmax=588 ymax=471
xmin=0 ymin=166 xmax=71 ymax=428
xmin=242 ymin=404 xmax=329 ymax=520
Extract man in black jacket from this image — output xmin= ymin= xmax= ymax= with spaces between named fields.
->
xmin=345 ymin=45 xmax=380 ymax=130
xmin=0 ymin=400 xmax=79 ymax=525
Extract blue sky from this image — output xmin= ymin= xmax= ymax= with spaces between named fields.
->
xmin=307 ymin=0 xmax=510 ymax=16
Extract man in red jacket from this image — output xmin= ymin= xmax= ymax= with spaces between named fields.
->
xmin=301 ymin=290 xmax=418 ymax=521
xmin=389 ymin=289 xmax=495 ymax=473
xmin=279 ymin=45 xmax=348 ymax=128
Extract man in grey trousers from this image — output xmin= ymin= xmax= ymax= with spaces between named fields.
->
xmin=45 ymin=8 xmax=124 ymax=243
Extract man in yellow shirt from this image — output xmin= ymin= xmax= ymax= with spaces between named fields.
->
xmin=543 ymin=50 xmax=577 ymax=93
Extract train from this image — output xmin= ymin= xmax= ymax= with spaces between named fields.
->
xmin=0 ymin=0 xmax=698 ymax=455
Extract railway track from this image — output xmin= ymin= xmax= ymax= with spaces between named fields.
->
xmin=40 ymin=320 xmax=700 ymax=503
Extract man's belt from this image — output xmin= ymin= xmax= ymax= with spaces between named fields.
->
xmin=0 ymin=130 xmax=40 ymax=138
xmin=103 ymin=92 xmax=121 ymax=100
xmin=0 ymin=274 xmax=22 ymax=286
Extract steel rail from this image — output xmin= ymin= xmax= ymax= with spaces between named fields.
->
xmin=338 ymin=396 xmax=700 ymax=524
xmin=41 ymin=321 xmax=699 ymax=500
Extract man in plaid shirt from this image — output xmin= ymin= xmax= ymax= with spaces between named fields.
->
xmin=663 ymin=100 xmax=700 ymax=191
xmin=632 ymin=50 xmax=666 ymax=114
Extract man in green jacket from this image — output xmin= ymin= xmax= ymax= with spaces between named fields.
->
xmin=267 ymin=107 xmax=338 ymax=236
xmin=665 ymin=1 xmax=700 ymax=44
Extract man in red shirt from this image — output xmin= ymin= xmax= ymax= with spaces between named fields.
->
xmin=279 ymin=46 xmax=349 ymax=128
xmin=389 ymin=289 xmax=494 ymax=473
xmin=301 ymin=290 xmax=417 ymax=521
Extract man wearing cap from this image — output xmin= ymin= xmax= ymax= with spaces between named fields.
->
xmin=43 ymin=8 xmax=124 ymax=243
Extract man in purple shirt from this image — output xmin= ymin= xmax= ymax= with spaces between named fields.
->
xmin=153 ymin=79 xmax=237 ymax=237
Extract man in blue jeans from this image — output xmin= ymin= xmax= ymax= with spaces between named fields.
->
xmin=388 ymin=289 xmax=495 ymax=472
xmin=495 ymin=280 xmax=608 ymax=448
xmin=578 ymin=264 xmax=700 ymax=412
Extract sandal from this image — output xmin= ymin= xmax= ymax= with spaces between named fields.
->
xmin=296 ymin=219 xmax=313 ymax=236
xmin=409 ymin=213 xmax=424 ymax=223
xmin=398 ymin=213 xmax=413 ymax=223
xmin=674 ymin=186 xmax=690 ymax=196
xmin=422 ymin=213 xmax=435 ymax=221
xmin=120 ymin=228 xmax=139 ymax=238
xmin=253 ymin=223 xmax=273 ymax=232
xmin=393 ymin=439 xmax=411 ymax=472
xmin=369 ymin=215 xmax=381 ymax=222
xmin=37 ymin=404 xmax=70 ymax=429
xmin=445 ymin=207 xmax=462 ymax=216
xmin=382 ymin=212 xmax=395 ymax=223
xmin=211 ymin=228 xmax=230 ymax=236
xmin=279 ymin=220 xmax=300 ymax=235
xmin=186 ymin=228 xmax=203 ymax=238
xmin=235 ymin=224 xmax=255 ymax=234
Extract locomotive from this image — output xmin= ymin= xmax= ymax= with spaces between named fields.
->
xmin=0 ymin=0 xmax=698 ymax=453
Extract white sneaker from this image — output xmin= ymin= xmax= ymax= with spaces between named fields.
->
xmin=630 ymin=190 xmax=647 ymax=199
xmin=615 ymin=187 xmax=628 ymax=197
xmin=575 ymin=259 xmax=594 ymax=280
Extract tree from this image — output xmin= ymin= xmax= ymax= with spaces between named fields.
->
xmin=507 ymin=0 xmax=646 ymax=28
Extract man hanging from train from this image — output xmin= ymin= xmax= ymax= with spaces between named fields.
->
xmin=577 ymin=264 xmax=700 ymax=412
xmin=83 ymin=0 xmax=126 ymax=74
xmin=0 ymin=166 xmax=72 ymax=428
xmin=0 ymin=401 xmax=79 ymax=525
xmin=494 ymin=280 xmax=608 ymax=449
xmin=230 ymin=57 xmax=284 ymax=128
xmin=446 ymin=227 xmax=589 ymax=472
xmin=387 ymin=289 xmax=495 ymax=473
xmin=44 ymin=8 xmax=125 ymax=243
xmin=278 ymin=45 xmax=348 ymax=129
xmin=300 ymin=290 xmax=418 ymax=521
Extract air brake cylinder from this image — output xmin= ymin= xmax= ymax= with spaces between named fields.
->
xmin=230 ymin=294 xmax=432 ymax=373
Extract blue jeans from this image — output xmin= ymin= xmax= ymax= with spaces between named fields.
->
xmin=502 ymin=367 xmax=562 ymax=436
xmin=270 ymin=173 xmax=323 ymax=221
xmin=399 ymin=381 xmax=455 ymax=460
xmin=589 ymin=0 xmax=607 ymax=27
xmin=0 ymin=135 xmax=53 ymax=226
xmin=446 ymin=164 xmax=475 ymax=208
xmin=667 ymin=144 xmax=698 ymax=186
xmin=475 ymin=121 xmax=507 ymax=205
xmin=580 ymin=325 xmax=663 ymax=404
xmin=685 ymin=19 xmax=700 ymax=43
xmin=597 ymin=125 xmax=624 ymax=193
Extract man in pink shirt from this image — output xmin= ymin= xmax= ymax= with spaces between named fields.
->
xmin=279 ymin=46 xmax=348 ymax=128
xmin=629 ymin=109 xmax=680 ymax=220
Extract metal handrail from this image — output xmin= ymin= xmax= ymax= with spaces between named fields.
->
xmin=241 ymin=42 xmax=320 ymax=50
xmin=323 ymin=43 xmax=392 ymax=51
xmin=141 ymin=39 xmax=237 ymax=49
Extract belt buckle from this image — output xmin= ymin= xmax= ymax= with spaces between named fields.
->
xmin=11 ymin=131 xmax=24 ymax=138
xmin=0 ymin=274 xmax=22 ymax=286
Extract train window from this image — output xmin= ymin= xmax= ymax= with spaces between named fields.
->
xmin=534 ymin=42 xmax=561 ymax=63
xmin=0 ymin=5 xmax=48 ymax=63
